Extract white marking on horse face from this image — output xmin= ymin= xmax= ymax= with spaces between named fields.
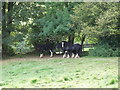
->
xmin=65 ymin=51 xmax=67 ymax=53
xmin=40 ymin=54 xmax=43 ymax=58
xmin=62 ymin=42 xmax=64 ymax=48
xmin=50 ymin=50 xmax=53 ymax=57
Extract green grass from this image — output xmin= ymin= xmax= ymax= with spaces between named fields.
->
xmin=83 ymin=47 xmax=94 ymax=51
xmin=0 ymin=57 xmax=118 ymax=88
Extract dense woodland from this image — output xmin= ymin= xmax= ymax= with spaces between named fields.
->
xmin=2 ymin=2 xmax=120 ymax=57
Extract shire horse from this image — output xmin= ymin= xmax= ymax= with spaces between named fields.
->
xmin=34 ymin=40 xmax=55 ymax=58
xmin=56 ymin=41 xmax=82 ymax=58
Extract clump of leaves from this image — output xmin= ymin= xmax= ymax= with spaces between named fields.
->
xmin=75 ymin=73 xmax=80 ymax=75
xmin=57 ymin=76 xmax=72 ymax=82
xmin=76 ymin=70 xmax=81 ymax=72
xmin=106 ymin=79 xmax=118 ymax=85
xmin=76 ymin=76 xmax=80 ymax=78
xmin=0 ymin=82 xmax=8 ymax=86
xmin=64 ymin=77 xmax=69 ymax=81
xmin=110 ymin=79 xmax=115 ymax=84
xmin=30 ymin=79 xmax=38 ymax=84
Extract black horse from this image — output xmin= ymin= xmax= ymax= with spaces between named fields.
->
xmin=56 ymin=41 xmax=82 ymax=58
xmin=34 ymin=41 xmax=55 ymax=58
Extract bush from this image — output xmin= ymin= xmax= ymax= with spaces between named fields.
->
xmin=2 ymin=44 xmax=15 ymax=56
xmin=12 ymin=41 xmax=34 ymax=55
xmin=89 ymin=43 xmax=120 ymax=57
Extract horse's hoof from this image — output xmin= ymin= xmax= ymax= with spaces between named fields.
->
xmin=75 ymin=56 xmax=78 ymax=58
xmin=75 ymin=56 xmax=80 ymax=58
xmin=63 ymin=55 xmax=66 ymax=58
xmin=40 ymin=54 xmax=43 ymax=58
xmin=50 ymin=55 xmax=53 ymax=57
xmin=71 ymin=56 xmax=74 ymax=58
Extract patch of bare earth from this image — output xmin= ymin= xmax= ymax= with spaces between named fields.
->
xmin=1 ymin=55 xmax=63 ymax=63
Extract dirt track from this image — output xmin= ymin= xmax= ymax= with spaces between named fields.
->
xmin=1 ymin=55 xmax=64 ymax=63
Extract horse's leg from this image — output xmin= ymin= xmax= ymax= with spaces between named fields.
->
xmin=67 ymin=52 xmax=70 ymax=58
xmin=71 ymin=53 xmax=75 ymax=58
xmin=75 ymin=53 xmax=79 ymax=58
xmin=75 ymin=51 xmax=80 ymax=58
xmin=50 ymin=50 xmax=53 ymax=57
xmin=67 ymin=51 xmax=72 ymax=58
xmin=40 ymin=51 xmax=44 ymax=58
xmin=63 ymin=51 xmax=67 ymax=58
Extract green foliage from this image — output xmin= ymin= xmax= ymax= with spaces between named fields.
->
xmin=29 ymin=2 xmax=77 ymax=47
xmin=106 ymin=78 xmax=118 ymax=85
xmin=12 ymin=41 xmax=34 ymax=55
xmin=89 ymin=43 xmax=120 ymax=57
xmin=95 ymin=3 xmax=119 ymax=36
xmin=98 ymin=34 xmax=120 ymax=48
xmin=72 ymin=3 xmax=102 ymax=36
xmin=2 ymin=44 xmax=15 ymax=56
xmin=30 ymin=79 xmax=38 ymax=84
xmin=72 ymin=2 xmax=119 ymax=44
xmin=2 ymin=2 xmax=119 ymax=56
xmin=89 ymin=34 xmax=120 ymax=57
xmin=109 ymin=79 xmax=116 ymax=85
xmin=33 ymin=3 xmax=71 ymax=38
xmin=63 ymin=77 xmax=71 ymax=81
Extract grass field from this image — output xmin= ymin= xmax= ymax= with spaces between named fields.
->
xmin=0 ymin=56 xmax=118 ymax=88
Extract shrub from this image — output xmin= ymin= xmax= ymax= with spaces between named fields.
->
xmin=12 ymin=41 xmax=34 ymax=55
xmin=89 ymin=43 xmax=120 ymax=57
xmin=2 ymin=44 xmax=15 ymax=56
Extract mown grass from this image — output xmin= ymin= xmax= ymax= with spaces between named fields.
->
xmin=0 ymin=57 xmax=118 ymax=88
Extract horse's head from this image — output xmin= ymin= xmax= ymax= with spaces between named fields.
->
xmin=56 ymin=42 xmax=62 ymax=49
xmin=56 ymin=41 xmax=71 ymax=49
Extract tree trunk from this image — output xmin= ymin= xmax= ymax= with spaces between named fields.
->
xmin=2 ymin=2 xmax=6 ymax=32
xmin=8 ymin=2 xmax=14 ymax=24
xmin=81 ymin=34 xmax=86 ymax=51
xmin=68 ymin=34 xmax=74 ymax=44
xmin=2 ymin=2 xmax=14 ymax=56
xmin=2 ymin=2 xmax=14 ymax=36
xmin=81 ymin=34 xmax=86 ymax=46
xmin=7 ymin=2 xmax=14 ymax=34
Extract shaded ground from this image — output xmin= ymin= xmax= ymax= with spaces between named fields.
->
xmin=0 ymin=56 xmax=118 ymax=88
xmin=1 ymin=55 xmax=64 ymax=63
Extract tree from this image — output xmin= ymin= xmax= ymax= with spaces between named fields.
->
xmin=72 ymin=2 xmax=119 ymax=44
xmin=30 ymin=2 xmax=75 ymax=46
xmin=2 ymin=2 xmax=15 ymax=56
